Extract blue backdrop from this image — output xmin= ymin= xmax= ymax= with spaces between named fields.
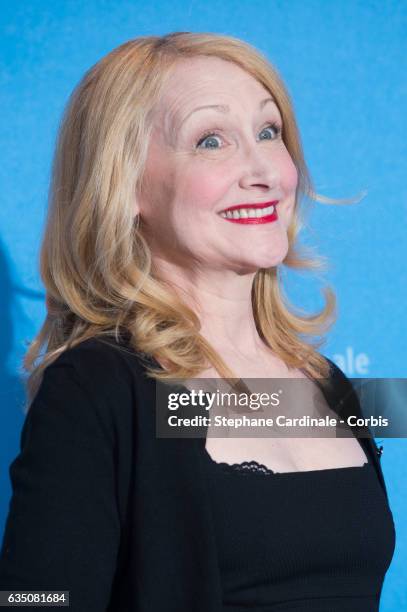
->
xmin=0 ymin=1 xmax=405 ymax=608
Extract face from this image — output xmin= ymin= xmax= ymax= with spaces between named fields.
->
xmin=137 ymin=56 xmax=298 ymax=275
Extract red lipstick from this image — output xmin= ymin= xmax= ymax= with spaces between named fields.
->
xmin=218 ymin=200 xmax=279 ymax=225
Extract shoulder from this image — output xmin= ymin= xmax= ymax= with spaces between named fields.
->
xmin=323 ymin=355 xmax=348 ymax=380
xmin=40 ymin=333 xmax=151 ymax=392
xmin=48 ymin=333 xmax=145 ymax=376
xmin=318 ymin=355 xmax=362 ymax=418
xmin=28 ymin=334 xmax=155 ymax=429
xmin=321 ymin=355 xmax=354 ymax=389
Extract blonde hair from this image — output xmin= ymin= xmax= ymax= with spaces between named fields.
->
xmin=23 ymin=31 xmax=363 ymax=407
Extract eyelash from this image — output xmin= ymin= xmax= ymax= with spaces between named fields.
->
xmin=195 ymin=121 xmax=283 ymax=149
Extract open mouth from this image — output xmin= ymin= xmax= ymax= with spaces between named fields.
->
xmin=218 ymin=202 xmax=278 ymax=224
xmin=219 ymin=204 xmax=276 ymax=220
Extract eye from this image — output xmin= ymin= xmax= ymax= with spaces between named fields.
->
xmin=195 ymin=121 xmax=283 ymax=150
xmin=196 ymin=130 xmax=223 ymax=150
xmin=259 ymin=122 xmax=282 ymax=141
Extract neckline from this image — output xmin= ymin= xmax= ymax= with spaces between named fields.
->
xmin=139 ymin=348 xmax=380 ymax=481
xmin=202 ymin=446 xmax=371 ymax=477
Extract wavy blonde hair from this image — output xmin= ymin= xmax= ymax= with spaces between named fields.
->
xmin=24 ymin=31 xmax=363 ymax=407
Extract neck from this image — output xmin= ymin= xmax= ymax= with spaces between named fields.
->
xmin=151 ymin=256 xmax=268 ymax=359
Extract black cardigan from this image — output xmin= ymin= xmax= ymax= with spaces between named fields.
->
xmin=0 ymin=334 xmax=390 ymax=611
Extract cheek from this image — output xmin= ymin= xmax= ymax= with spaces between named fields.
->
xmin=140 ymin=154 xmax=177 ymax=221
xmin=180 ymin=164 xmax=229 ymax=210
xmin=280 ymin=152 xmax=299 ymax=194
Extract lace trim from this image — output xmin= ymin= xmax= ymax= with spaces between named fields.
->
xmin=208 ymin=457 xmax=370 ymax=477
xmin=212 ymin=459 xmax=275 ymax=476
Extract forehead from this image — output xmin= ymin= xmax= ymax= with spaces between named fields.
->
xmin=155 ymin=56 xmax=272 ymax=128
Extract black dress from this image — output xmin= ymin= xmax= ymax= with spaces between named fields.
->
xmin=0 ymin=335 xmax=396 ymax=611
xmin=201 ymin=443 xmax=396 ymax=611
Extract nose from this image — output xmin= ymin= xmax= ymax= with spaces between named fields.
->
xmin=238 ymin=141 xmax=280 ymax=191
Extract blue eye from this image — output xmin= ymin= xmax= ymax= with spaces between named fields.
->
xmin=196 ymin=131 xmax=223 ymax=149
xmin=196 ymin=122 xmax=282 ymax=149
xmin=259 ymin=123 xmax=282 ymax=140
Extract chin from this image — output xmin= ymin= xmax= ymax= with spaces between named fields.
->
xmin=244 ymin=242 xmax=289 ymax=270
xmin=234 ymin=254 xmax=288 ymax=274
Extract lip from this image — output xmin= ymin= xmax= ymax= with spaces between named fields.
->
xmin=218 ymin=200 xmax=279 ymax=214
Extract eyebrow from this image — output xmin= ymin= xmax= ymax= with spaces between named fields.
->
xmin=179 ymin=96 xmax=277 ymax=128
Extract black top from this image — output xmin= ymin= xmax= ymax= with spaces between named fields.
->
xmin=202 ymin=446 xmax=395 ymax=611
xmin=0 ymin=334 xmax=396 ymax=611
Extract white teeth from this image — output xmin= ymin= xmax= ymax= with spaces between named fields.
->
xmin=220 ymin=205 xmax=275 ymax=219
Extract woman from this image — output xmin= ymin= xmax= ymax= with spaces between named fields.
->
xmin=0 ymin=32 xmax=395 ymax=611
